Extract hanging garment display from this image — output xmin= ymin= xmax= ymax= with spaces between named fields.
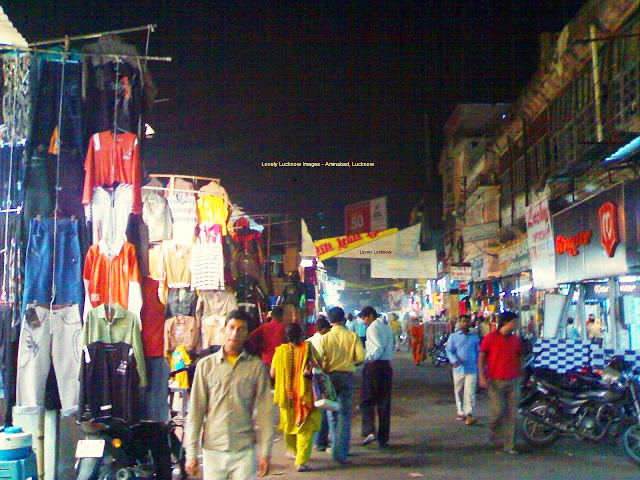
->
xmin=196 ymin=288 xmax=237 ymax=348
xmin=82 ymin=239 xmax=142 ymax=318
xmin=2 ymin=54 xmax=31 ymax=145
xmin=190 ymin=242 xmax=224 ymax=291
xmin=196 ymin=194 xmax=228 ymax=236
xmin=165 ymin=288 xmax=196 ymax=317
xmin=142 ymin=183 xmax=172 ymax=242
xmin=140 ymin=277 xmax=165 ymax=358
xmin=28 ymin=53 xmax=85 ymax=218
xmin=231 ymin=250 xmax=267 ymax=292
xmin=0 ymin=305 xmax=17 ymax=426
xmin=22 ymin=217 xmax=83 ymax=315
xmin=82 ymin=34 xmax=157 ymax=135
xmin=142 ymin=356 xmax=170 ymax=422
xmin=164 ymin=314 xmax=200 ymax=354
xmin=82 ymin=131 xmax=142 ymax=214
xmin=78 ymin=341 xmax=140 ymax=423
xmin=16 ymin=304 xmax=83 ymax=416
xmin=85 ymin=183 xmax=133 ymax=243
xmin=169 ymin=346 xmax=190 ymax=389
xmin=167 ymin=193 xmax=197 ymax=246
xmin=0 ymin=145 xmax=25 ymax=215
xmin=163 ymin=241 xmax=191 ymax=289
xmin=83 ymin=302 xmax=146 ymax=386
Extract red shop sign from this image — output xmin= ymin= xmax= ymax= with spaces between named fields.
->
xmin=555 ymin=231 xmax=592 ymax=256
xmin=598 ymin=202 xmax=619 ymax=258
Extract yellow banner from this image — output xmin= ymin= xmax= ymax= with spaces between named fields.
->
xmin=314 ymin=228 xmax=399 ymax=261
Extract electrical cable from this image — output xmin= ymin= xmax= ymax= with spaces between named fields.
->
xmin=49 ymin=52 xmax=67 ymax=312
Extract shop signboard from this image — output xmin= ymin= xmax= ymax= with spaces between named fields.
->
xmin=584 ymin=282 xmax=640 ymax=298
xmin=371 ymin=250 xmax=437 ymax=279
xmin=498 ymin=236 xmax=531 ymax=277
xmin=314 ymin=228 xmax=398 ymax=261
xmin=336 ymin=224 xmax=423 ymax=259
xmin=525 ymin=187 xmax=556 ymax=290
xmin=345 ymin=196 xmax=388 ymax=235
xmin=470 ymin=255 xmax=489 ymax=281
xmin=449 ymin=265 xmax=472 ymax=282
xmin=553 ymin=181 xmax=640 ymax=284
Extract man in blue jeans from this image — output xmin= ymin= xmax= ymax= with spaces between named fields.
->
xmin=316 ymin=307 xmax=365 ymax=466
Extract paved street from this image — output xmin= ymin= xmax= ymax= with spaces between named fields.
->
xmin=264 ymin=350 xmax=638 ymax=480
xmin=57 ymin=349 xmax=637 ymax=480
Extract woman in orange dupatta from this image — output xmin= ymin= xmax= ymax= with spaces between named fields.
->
xmin=409 ymin=318 xmax=425 ymax=365
xmin=271 ymin=323 xmax=321 ymax=472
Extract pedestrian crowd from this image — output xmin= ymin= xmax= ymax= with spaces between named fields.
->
xmin=184 ymin=305 xmax=528 ymax=479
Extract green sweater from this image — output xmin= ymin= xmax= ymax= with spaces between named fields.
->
xmin=83 ymin=303 xmax=147 ymax=386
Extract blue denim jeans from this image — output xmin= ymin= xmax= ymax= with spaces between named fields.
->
xmin=327 ymin=371 xmax=354 ymax=462
xmin=314 ymin=410 xmax=329 ymax=449
xmin=141 ymin=357 xmax=170 ymax=422
xmin=22 ymin=218 xmax=82 ymax=317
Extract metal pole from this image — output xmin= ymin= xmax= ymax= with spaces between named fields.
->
xmin=29 ymin=24 xmax=157 ymax=46
xmin=590 ymin=25 xmax=604 ymax=143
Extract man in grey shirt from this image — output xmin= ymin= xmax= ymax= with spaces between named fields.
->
xmin=184 ymin=309 xmax=274 ymax=479
xmin=359 ymin=306 xmax=394 ymax=448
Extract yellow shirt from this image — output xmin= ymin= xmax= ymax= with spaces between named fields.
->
xmin=197 ymin=195 xmax=228 ymax=235
xmin=316 ymin=324 xmax=365 ymax=373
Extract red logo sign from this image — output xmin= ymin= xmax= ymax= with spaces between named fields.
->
xmin=599 ymin=202 xmax=619 ymax=258
xmin=555 ymin=231 xmax=592 ymax=256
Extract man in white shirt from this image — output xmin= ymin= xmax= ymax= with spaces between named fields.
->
xmin=359 ymin=306 xmax=394 ymax=448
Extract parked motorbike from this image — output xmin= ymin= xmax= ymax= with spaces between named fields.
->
xmin=519 ymin=356 xmax=637 ymax=449
xmin=75 ymin=418 xmax=185 ymax=480
xmin=429 ymin=332 xmax=450 ymax=367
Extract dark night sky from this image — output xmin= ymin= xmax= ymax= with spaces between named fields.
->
xmin=5 ymin=0 xmax=585 ymax=237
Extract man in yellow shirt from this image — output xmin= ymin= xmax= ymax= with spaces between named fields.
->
xmin=316 ymin=307 xmax=365 ymax=466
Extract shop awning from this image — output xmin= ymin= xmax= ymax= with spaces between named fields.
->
xmin=313 ymin=228 xmax=398 ymax=261
xmin=0 ymin=8 xmax=28 ymax=49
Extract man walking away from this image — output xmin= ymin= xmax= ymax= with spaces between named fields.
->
xmin=316 ymin=307 xmax=365 ymax=466
xmin=446 ymin=314 xmax=480 ymax=425
xmin=354 ymin=314 xmax=367 ymax=348
xmin=249 ymin=306 xmax=286 ymax=367
xmin=345 ymin=312 xmax=356 ymax=333
xmin=184 ymin=309 xmax=274 ymax=479
xmin=388 ymin=313 xmax=400 ymax=351
xmin=306 ymin=316 xmax=332 ymax=452
xmin=478 ymin=311 xmax=523 ymax=456
xmin=359 ymin=306 xmax=394 ymax=448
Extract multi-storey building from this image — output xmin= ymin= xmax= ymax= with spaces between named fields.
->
xmin=454 ymin=0 xmax=640 ymax=350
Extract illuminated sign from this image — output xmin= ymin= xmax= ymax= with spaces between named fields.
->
xmin=555 ymin=231 xmax=592 ymax=256
xmin=599 ymin=202 xmax=619 ymax=258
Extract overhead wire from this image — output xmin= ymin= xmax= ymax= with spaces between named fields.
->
xmin=49 ymin=52 xmax=68 ymax=312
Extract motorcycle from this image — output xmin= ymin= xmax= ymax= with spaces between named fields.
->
xmin=429 ymin=332 xmax=450 ymax=367
xmin=75 ymin=418 xmax=186 ymax=480
xmin=519 ymin=356 xmax=637 ymax=449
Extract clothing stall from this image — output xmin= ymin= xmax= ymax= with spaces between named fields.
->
xmin=0 ymin=24 xmax=171 ymax=480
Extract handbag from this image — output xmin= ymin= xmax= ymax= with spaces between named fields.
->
xmin=308 ymin=349 xmax=340 ymax=411
xmin=311 ymin=368 xmax=340 ymax=411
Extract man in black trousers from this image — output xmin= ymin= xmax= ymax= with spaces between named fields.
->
xmin=359 ymin=306 xmax=394 ymax=448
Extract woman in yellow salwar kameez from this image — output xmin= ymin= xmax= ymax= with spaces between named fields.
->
xmin=270 ymin=322 xmax=321 ymax=472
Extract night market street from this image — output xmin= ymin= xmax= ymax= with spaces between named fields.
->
xmin=56 ymin=350 xmax=636 ymax=480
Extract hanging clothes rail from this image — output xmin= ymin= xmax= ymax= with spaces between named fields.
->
xmin=29 ymin=24 xmax=157 ymax=47
xmin=149 ymin=174 xmax=221 ymax=183
xmin=142 ymin=186 xmax=200 ymax=195
xmin=0 ymin=46 xmax=172 ymax=62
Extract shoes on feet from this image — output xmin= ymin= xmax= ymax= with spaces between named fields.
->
xmin=335 ymin=458 xmax=350 ymax=467
xmin=296 ymin=465 xmax=310 ymax=472
xmin=313 ymin=444 xmax=327 ymax=452
xmin=465 ymin=415 xmax=476 ymax=425
xmin=456 ymin=414 xmax=465 ymax=420
xmin=362 ymin=433 xmax=376 ymax=446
